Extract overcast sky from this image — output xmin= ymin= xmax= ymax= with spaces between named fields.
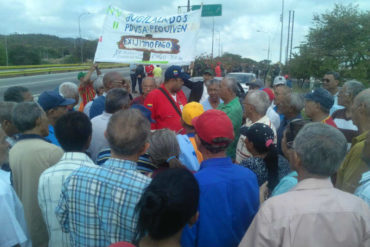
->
xmin=1 ymin=0 xmax=369 ymax=63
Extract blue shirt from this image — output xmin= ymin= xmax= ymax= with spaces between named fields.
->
xmin=277 ymin=114 xmax=301 ymax=155
xmin=355 ymin=170 xmax=370 ymax=206
xmin=45 ymin=125 xmax=60 ymax=146
xmin=89 ymin=95 xmax=105 ymax=119
xmin=181 ymin=157 xmax=259 ymax=247
xmin=271 ymin=171 xmax=298 ymax=197
xmin=55 ymin=158 xmax=151 ymax=247
xmin=176 ymin=134 xmax=200 ymax=172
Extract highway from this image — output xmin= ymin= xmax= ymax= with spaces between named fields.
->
xmin=0 ymin=67 xmax=131 ymax=99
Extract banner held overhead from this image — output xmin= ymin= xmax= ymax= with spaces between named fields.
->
xmin=94 ymin=5 xmax=202 ymax=65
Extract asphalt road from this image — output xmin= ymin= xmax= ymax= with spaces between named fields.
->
xmin=0 ymin=67 xmax=131 ymax=99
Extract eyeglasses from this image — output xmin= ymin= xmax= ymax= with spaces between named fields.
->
xmin=322 ymin=78 xmax=330 ymax=83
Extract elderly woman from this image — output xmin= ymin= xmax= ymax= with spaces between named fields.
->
xmin=332 ymin=80 xmax=365 ymax=150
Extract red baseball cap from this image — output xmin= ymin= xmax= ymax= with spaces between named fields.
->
xmin=192 ymin=109 xmax=234 ymax=144
xmin=262 ymin=88 xmax=275 ymax=102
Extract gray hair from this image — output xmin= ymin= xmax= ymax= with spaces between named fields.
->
xmin=105 ymin=88 xmax=130 ymax=114
xmin=293 ymin=122 xmax=347 ymax=176
xmin=287 ymin=93 xmax=304 ymax=113
xmin=154 ymin=77 xmax=163 ymax=87
xmin=0 ymin=102 xmax=17 ymax=122
xmin=205 ymin=79 xmax=221 ymax=87
xmin=343 ymin=80 xmax=365 ymax=99
xmin=94 ymin=78 xmax=104 ymax=92
xmin=353 ymin=88 xmax=370 ymax=116
xmin=148 ymin=129 xmax=180 ymax=165
xmin=246 ymin=90 xmax=270 ymax=115
xmin=106 ymin=109 xmax=150 ymax=156
xmin=12 ymin=102 xmax=45 ymax=132
xmin=223 ymin=77 xmax=239 ymax=95
xmin=59 ymin=82 xmax=79 ymax=99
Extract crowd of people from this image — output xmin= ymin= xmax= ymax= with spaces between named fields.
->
xmin=0 ymin=63 xmax=369 ymax=247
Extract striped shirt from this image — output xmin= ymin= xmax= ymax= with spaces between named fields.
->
xmin=38 ymin=152 xmax=97 ymax=247
xmin=55 ymin=158 xmax=151 ymax=247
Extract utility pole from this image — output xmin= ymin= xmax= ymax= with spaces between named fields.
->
xmin=4 ymin=36 xmax=8 ymax=66
xmin=218 ymin=31 xmax=221 ymax=57
xmin=187 ymin=0 xmax=190 ymax=12
xmin=279 ymin=0 xmax=284 ymax=64
xmin=286 ymin=10 xmax=291 ymax=65
xmin=290 ymin=11 xmax=295 ymax=60
xmin=211 ymin=17 xmax=214 ymax=59
xmin=78 ymin=12 xmax=89 ymax=64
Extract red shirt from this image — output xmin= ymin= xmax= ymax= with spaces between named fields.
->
xmin=78 ymin=84 xmax=95 ymax=106
xmin=322 ymin=116 xmax=338 ymax=128
xmin=145 ymin=65 xmax=154 ymax=77
xmin=215 ymin=65 xmax=222 ymax=77
xmin=144 ymin=84 xmax=187 ymax=133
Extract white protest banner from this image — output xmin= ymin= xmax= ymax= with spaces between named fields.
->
xmin=94 ymin=5 xmax=202 ymax=65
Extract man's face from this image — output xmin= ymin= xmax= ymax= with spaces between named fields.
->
xmin=350 ymin=101 xmax=361 ymax=128
xmin=243 ymin=97 xmax=254 ymax=119
xmin=22 ymin=91 xmax=34 ymax=102
xmin=0 ymin=129 xmax=10 ymax=165
xmin=322 ymin=74 xmax=339 ymax=93
xmin=203 ymin=73 xmax=213 ymax=82
xmin=219 ymin=79 xmax=229 ymax=100
xmin=142 ymin=79 xmax=156 ymax=97
xmin=171 ymin=78 xmax=184 ymax=92
xmin=274 ymin=86 xmax=287 ymax=106
xmin=109 ymin=74 xmax=125 ymax=90
xmin=50 ymin=106 xmax=68 ymax=122
xmin=207 ymin=84 xmax=220 ymax=101
xmin=304 ymin=100 xmax=317 ymax=119
xmin=337 ymin=86 xmax=351 ymax=107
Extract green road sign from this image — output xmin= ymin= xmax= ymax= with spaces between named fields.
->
xmin=192 ymin=4 xmax=222 ymax=17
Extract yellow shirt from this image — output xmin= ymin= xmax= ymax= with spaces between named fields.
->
xmin=153 ymin=66 xmax=162 ymax=77
xmin=336 ymin=131 xmax=369 ymax=193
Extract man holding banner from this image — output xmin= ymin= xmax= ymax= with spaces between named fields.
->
xmin=144 ymin=65 xmax=188 ymax=133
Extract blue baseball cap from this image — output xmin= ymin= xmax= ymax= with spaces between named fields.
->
xmin=164 ymin=65 xmax=190 ymax=81
xmin=38 ymin=90 xmax=76 ymax=111
xmin=305 ymin=88 xmax=334 ymax=111
xmin=131 ymin=104 xmax=155 ymax=123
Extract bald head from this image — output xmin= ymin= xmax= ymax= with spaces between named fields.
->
xmin=103 ymin=71 xmax=124 ymax=90
xmin=142 ymin=77 xmax=157 ymax=97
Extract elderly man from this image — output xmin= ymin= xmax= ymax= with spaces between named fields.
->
xmin=4 ymin=86 xmax=33 ymax=102
xmin=236 ymin=90 xmax=276 ymax=163
xmin=322 ymin=71 xmax=344 ymax=115
xmin=59 ymin=82 xmax=79 ymax=110
xmin=276 ymin=92 xmax=304 ymax=155
xmin=336 ymin=88 xmax=370 ymax=193
xmin=38 ymin=112 xmax=96 ymax=247
xmin=144 ymin=65 xmax=188 ymax=133
xmin=332 ymin=80 xmax=365 ymax=150
xmin=217 ymin=77 xmax=243 ymax=160
xmin=10 ymin=102 xmax=63 ymax=247
xmin=88 ymin=88 xmax=131 ymax=162
xmin=89 ymin=71 xmax=127 ymax=119
xmin=38 ymin=91 xmax=75 ymax=146
xmin=56 ymin=109 xmax=151 ymax=246
xmin=0 ymin=102 xmax=18 ymax=147
xmin=239 ymin=123 xmax=370 ymax=247
xmin=355 ymin=132 xmax=370 ymax=205
xmin=131 ymin=77 xmax=157 ymax=105
xmin=200 ymin=79 xmax=223 ymax=111
xmin=304 ymin=88 xmax=337 ymax=127
xmin=181 ymin=110 xmax=259 ymax=247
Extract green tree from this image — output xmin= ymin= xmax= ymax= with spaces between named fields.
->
xmin=9 ymin=45 xmax=41 ymax=65
xmin=288 ymin=4 xmax=370 ymax=83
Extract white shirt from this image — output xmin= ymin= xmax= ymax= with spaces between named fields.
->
xmin=0 ymin=172 xmax=31 ymax=247
xmin=266 ymin=105 xmax=280 ymax=129
xmin=235 ymin=115 xmax=277 ymax=164
xmin=38 ymin=152 xmax=96 ymax=247
xmin=239 ymin=178 xmax=370 ymax=247
xmin=87 ymin=111 xmax=112 ymax=162
xmin=199 ymin=84 xmax=209 ymax=103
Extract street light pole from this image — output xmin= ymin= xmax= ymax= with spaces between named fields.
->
xmin=78 ymin=12 xmax=89 ymax=64
xmin=279 ymin=0 xmax=284 ymax=64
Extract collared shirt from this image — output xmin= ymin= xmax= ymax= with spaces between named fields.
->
xmin=87 ymin=111 xmax=112 ymax=162
xmin=176 ymin=134 xmax=200 ymax=172
xmin=322 ymin=115 xmax=337 ymax=128
xmin=332 ymin=108 xmax=359 ymax=150
xmin=38 ymin=152 xmax=97 ymax=247
xmin=239 ymin=177 xmax=370 ymax=247
xmin=45 ymin=125 xmax=60 ymax=146
xmin=355 ymin=170 xmax=370 ymax=206
xmin=330 ymin=91 xmax=344 ymax=115
xmin=217 ymin=97 xmax=243 ymax=160
xmin=55 ymin=158 xmax=151 ymax=247
xmin=235 ymin=115 xmax=277 ymax=164
xmin=336 ymin=131 xmax=369 ymax=193
xmin=270 ymin=171 xmax=298 ymax=197
xmin=181 ymin=157 xmax=259 ymax=247
xmin=266 ymin=105 xmax=280 ymax=129
xmin=89 ymin=95 xmax=106 ymax=119
xmin=0 ymin=174 xmax=31 ymax=247
xmin=200 ymin=96 xmax=223 ymax=111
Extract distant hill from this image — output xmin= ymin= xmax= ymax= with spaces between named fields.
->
xmin=0 ymin=34 xmax=98 ymax=65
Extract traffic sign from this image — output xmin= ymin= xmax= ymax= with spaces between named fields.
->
xmin=192 ymin=4 xmax=222 ymax=17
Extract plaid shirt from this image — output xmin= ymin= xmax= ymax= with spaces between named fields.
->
xmin=55 ymin=158 xmax=151 ymax=247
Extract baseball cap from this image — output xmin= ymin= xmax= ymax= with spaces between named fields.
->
xmin=182 ymin=102 xmax=204 ymax=126
xmin=305 ymin=87 xmax=334 ymax=111
xmin=203 ymin=69 xmax=214 ymax=76
xmin=37 ymin=91 xmax=76 ymax=111
xmin=261 ymin=88 xmax=275 ymax=101
xmin=77 ymin=72 xmax=86 ymax=80
xmin=249 ymin=79 xmax=264 ymax=89
xmin=240 ymin=123 xmax=275 ymax=149
xmin=164 ymin=65 xmax=190 ymax=81
xmin=131 ymin=104 xmax=155 ymax=123
xmin=192 ymin=109 xmax=234 ymax=144
xmin=273 ymin=76 xmax=286 ymax=86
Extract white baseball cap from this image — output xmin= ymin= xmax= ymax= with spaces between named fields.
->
xmin=273 ymin=76 xmax=287 ymax=86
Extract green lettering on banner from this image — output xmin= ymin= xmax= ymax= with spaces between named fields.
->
xmin=113 ymin=21 xmax=119 ymax=29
